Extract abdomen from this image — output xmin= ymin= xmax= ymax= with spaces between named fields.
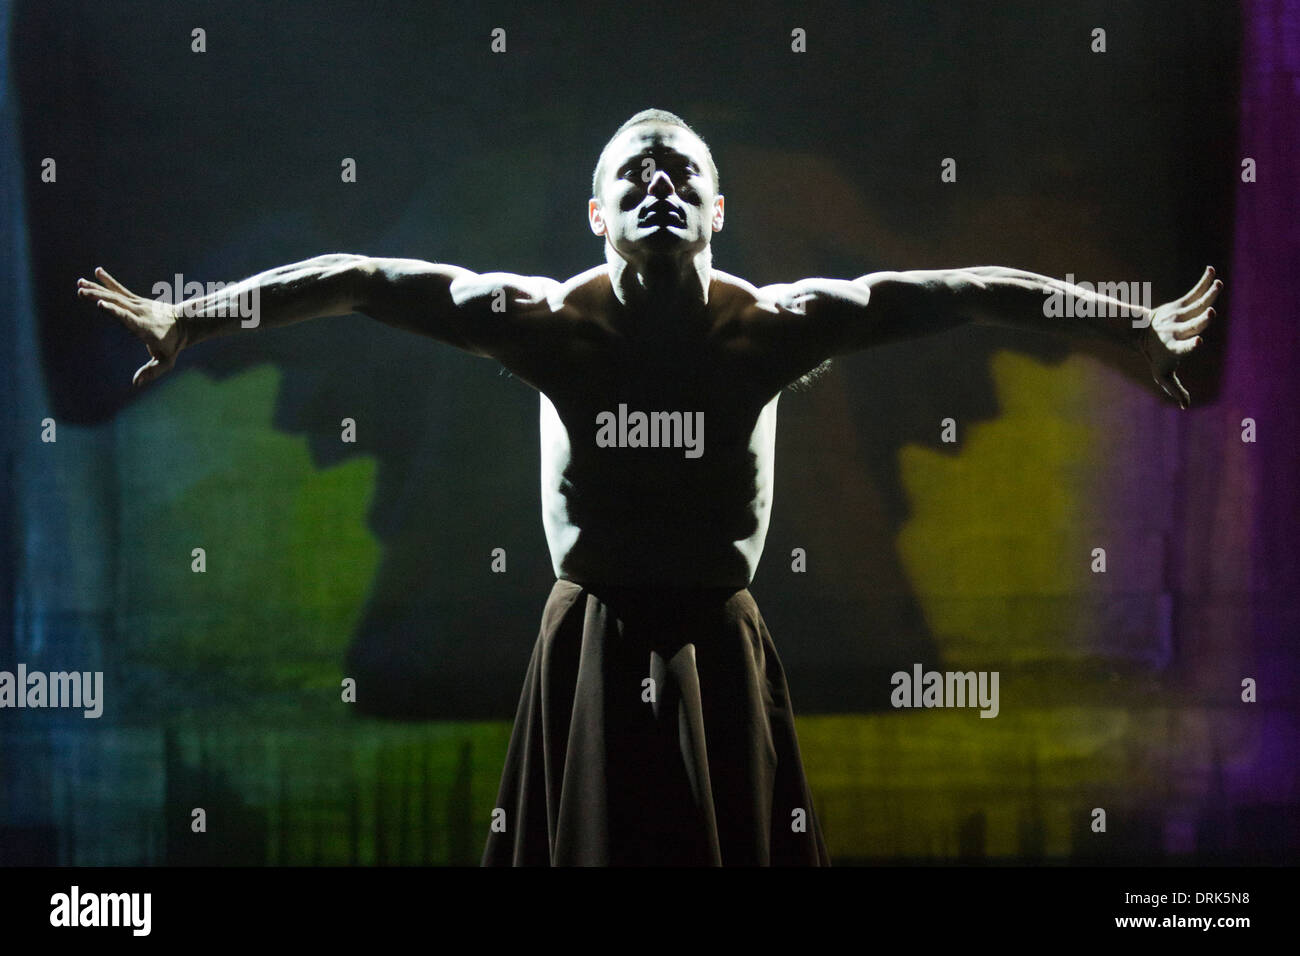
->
xmin=540 ymin=391 xmax=778 ymax=587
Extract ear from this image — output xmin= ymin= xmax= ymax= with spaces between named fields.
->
xmin=588 ymin=198 xmax=606 ymax=237
xmin=711 ymin=195 xmax=725 ymax=233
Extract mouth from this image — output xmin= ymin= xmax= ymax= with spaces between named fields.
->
xmin=639 ymin=202 xmax=686 ymax=229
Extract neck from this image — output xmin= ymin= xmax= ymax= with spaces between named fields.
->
xmin=606 ymin=243 xmax=712 ymax=311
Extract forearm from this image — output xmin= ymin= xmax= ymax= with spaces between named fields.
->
xmin=175 ymin=253 xmax=367 ymax=348
xmin=953 ymin=265 xmax=1153 ymax=351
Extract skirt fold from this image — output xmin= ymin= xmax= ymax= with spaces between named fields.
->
xmin=483 ymin=579 xmax=830 ymax=866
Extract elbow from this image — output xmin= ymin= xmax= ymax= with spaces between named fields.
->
xmin=323 ymin=254 xmax=376 ymax=312
xmin=307 ymin=252 xmax=371 ymax=272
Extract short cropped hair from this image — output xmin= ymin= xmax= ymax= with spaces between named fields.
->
xmin=591 ymin=109 xmax=720 ymax=198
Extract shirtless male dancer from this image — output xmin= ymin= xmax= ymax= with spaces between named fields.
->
xmin=77 ymin=109 xmax=1221 ymax=866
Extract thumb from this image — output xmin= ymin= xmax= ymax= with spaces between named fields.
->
xmin=132 ymin=352 xmax=175 ymax=389
xmin=1157 ymin=369 xmax=1190 ymax=409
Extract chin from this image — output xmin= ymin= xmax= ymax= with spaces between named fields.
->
xmin=632 ymin=228 xmax=689 ymax=249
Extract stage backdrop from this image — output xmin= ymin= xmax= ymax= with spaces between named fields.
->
xmin=3 ymin=0 xmax=1296 ymax=864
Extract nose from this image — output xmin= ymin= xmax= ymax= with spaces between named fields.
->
xmin=647 ymin=168 xmax=675 ymax=198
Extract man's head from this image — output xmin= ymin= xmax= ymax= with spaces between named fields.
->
xmin=589 ymin=109 xmax=724 ymax=263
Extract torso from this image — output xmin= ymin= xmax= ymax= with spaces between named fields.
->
xmin=525 ymin=267 xmax=785 ymax=588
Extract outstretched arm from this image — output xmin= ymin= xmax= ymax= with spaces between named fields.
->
xmin=77 ymin=255 xmax=568 ymax=388
xmin=749 ymin=266 xmax=1221 ymax=407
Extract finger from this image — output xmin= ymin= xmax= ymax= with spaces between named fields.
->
xmin=80 ymin=284 xmax=132 ymax=310
xmin=1181 ymin=280 xmax=1222 ymax=319
xmin=98 ymin=298 xmax=142 ymax=332
xmin=1160 ymin=370 xmax=1191 ymax=409
xmin=1173 ymin=308 xmax=1213 ymax=339
xmin=77 ymin=278 xmax=112 ymax=299
xmin=1175 ymin=310 xmax=1211 ymax=340
xmin=1168 ymin=334 xmax=1203 ymax=354
xmin=94 ymin=267 xmax=132 ymax=297
xmin=1178 ymin=266 xmax=1215 ymax=305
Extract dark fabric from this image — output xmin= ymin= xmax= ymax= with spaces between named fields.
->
xmin=482 ymin=579 xmax=831 ymax=866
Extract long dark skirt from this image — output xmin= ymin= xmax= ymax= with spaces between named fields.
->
xmin=482 ymin=578 xmax=831 ymax=866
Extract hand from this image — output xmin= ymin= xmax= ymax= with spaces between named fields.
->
xmin=1141 ymin=266 xmax=1221 ymax=409
xmin=77 ymin=267 xmax=185 ymax=388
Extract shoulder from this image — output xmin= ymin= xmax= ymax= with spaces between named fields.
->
xmin=703 ymin=270 xmax=841 ymax=396
xmin=435 ymin=268 xmax=608 ymax=331
xmin=708 ymin=270 xmax=872 ymax=320
xmin=548 ymin=266 xmax=613 ymax=313
xmin=706 ymin=270 xmax=775 ymax=338
xmin=708 ymin=269 xmax=762 ymax=310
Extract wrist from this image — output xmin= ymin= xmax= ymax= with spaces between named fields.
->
xmin=171 ymin=300 xmax=194 ymax=351
xmin=1131 ymin=309 xmax=1156 ymax=354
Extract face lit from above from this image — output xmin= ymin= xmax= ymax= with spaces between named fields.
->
xmin=589 ymin=122 xmax=724 ymax=264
